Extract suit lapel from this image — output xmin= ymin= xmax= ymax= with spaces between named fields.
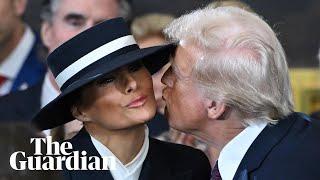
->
xmin=233 ymin=113 xmax=300 ymax=180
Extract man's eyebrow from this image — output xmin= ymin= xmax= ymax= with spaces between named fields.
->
xmin=64 ymin=13 xmax=87 ymax=21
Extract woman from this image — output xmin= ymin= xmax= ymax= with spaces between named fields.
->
xmin=32 ymin=18 xmax=211 ymax=180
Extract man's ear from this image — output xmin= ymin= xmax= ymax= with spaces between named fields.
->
xmin=71 ymin=105 xmax=91 ymax=122
xmin=13 ymin=0 xmax=27 ymax=16
xmin=205 ymin=99 xmax=226 ymax=120
xmin=41 ymin=22 xmax=53 ymax=49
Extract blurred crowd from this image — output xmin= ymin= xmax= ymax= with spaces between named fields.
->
xmin=0 ymin=0 xmax=319 ymax=179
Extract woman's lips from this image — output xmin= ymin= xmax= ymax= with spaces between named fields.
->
xmin=126 ymin=95 xmax=147 ymax=108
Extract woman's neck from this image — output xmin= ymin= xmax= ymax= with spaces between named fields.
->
xmin=85 ymin=123 xmax=146 ymax=165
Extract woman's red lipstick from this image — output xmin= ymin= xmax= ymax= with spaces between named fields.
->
xmin=127 ymin=95 xmax=147 ymax=108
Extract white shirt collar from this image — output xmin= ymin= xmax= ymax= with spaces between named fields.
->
xmin=41 ymin=73 xmax=60 ymax=108
xmin=0 ymin=25 xmax=35 ymax=79
xmin=91 ymin=126 xmax=149 ymax=180
xmin=41 ymin=73 xmax=60 ymax=136
xmin=218 ymin=120 xmax=268 ymax=180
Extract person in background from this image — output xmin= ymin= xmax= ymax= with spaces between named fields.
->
xmin=162 ymin=7 xmax=320 ymax=179
xmin=310 ymin=48 xmax=320 ymax=120
xmin=207 ymin=0 xmax=254 ymax=13
xmin=32 ymin=18 xmax=211 ymax=180
xmin=0 ymin=122 xmax=62 ymax=179
xmin=0 ymin=0 xmax=128 ymax=140
xmin=0 ymin=0 xmax=46 ymax=96
xmin=131 ymin=13 xmax=174 ymax=137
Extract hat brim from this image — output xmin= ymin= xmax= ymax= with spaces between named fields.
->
xmin=32 ymin=43 xmax=176 ymax=130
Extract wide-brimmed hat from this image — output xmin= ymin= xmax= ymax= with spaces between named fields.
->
xmin=32 ymin=18 xmax=175 ymax=130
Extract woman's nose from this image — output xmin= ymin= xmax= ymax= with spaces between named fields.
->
xmin=121 ymin=73 xmax=138 ymax=94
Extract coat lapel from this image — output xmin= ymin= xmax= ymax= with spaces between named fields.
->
xmin=233 ymin=113 xmax=301 ymax=180
xmin=66 ymin=128 xmax=114 ymax=180
xmin=67 ymin=130 xmax=195 ymax=180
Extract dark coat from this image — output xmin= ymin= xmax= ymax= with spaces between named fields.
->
xmin=63 ymin=128 xmax=211 ymax=180
xmin=234 ymin=112 xmax=320 ymax=180
xmin=10 ymin=35 xmax=46 ymax=92
xmin=0 ymin=80 xmax=42 ymax=121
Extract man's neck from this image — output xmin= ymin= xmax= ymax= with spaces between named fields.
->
xmin=0 ymin=22 xmax=25 ymax=64
xmin=195 ymin=116 xmax=245 ymax=152
xmin=85 ymin=123 xmax=146 ymax=165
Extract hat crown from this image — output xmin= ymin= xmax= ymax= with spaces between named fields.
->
xmin=47 ymin=17 xmax=139 ymax=90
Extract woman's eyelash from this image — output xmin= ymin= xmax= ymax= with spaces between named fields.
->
xmin=128 ymin=62 xmax=143 ymax=72
xmin=96 ymin=76 xmax=115 ymax=85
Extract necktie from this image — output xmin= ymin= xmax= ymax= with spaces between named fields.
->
xmin=211 ymin=161 xmax=222 ymax=180
xmin=0 ymin=75 xmax=6 ymax=87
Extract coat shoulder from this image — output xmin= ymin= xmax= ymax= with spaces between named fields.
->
xmin=0 ymin=82 xmax=42 ymax=121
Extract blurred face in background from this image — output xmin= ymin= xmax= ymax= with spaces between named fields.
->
xmin=41 ymin=0 xmax=120 ymax=52
xmin=40 ymin=0 xmax=120 ymax=138
xmin=0 ymin=0 xmax=26 ymax=50
xmin=138 ymin=35 xmax=168 ymax=114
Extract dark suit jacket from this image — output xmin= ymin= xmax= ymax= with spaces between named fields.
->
xmin=234 ymin=112 xmax=320 ymax=180
xmin=10 ymin=35 xmax=46 ymax=92
xmin=310 ymin=111 xmax=320 ymax=120
xmin=63 ymin=128 xmax=211 ymax=180
xmin=0 ymin=80 xmax=42 ymax=121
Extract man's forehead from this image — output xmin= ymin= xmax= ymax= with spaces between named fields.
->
xmin=56 ymin=0 xmax=119 ymax=18
xmin=171 ymin=44 xmax=198 ymax=76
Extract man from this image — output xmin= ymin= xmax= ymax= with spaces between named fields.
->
xmin=0 ymin=0 xmax=46 ymax=96
xmin=161 ymin=7 xmax=320 ymax=179
xmin=0 ymin=0 xmax=128 ymax=137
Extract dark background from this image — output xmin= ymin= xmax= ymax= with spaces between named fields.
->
xmin=25 ymin=0 xmax=320 ymax=67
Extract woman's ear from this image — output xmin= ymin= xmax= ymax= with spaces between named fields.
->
xmin=71 ymin=105 xmax=91 ymax=122
xmin=205 ymin=99 xmax=226 ymax=120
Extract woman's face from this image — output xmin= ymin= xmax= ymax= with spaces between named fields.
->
xmin=75 ymin=61 xmax=156 ymax=130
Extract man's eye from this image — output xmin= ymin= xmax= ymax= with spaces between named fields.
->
xmin=65 ymin=18 xmax=85 ymax=27
xmin=128 ymin=62 xmax=143 ymax=72
xmin=96 ymin=76 xmax=115 ymax=85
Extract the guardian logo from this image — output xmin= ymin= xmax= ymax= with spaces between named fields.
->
xmin=9 ymin=136 xmax=115 ymax=170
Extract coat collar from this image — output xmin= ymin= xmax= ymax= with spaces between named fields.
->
xmin=233 ymin=112 xmax=306 ymax=180
xmin=67 ymin=128 xmax=193 ymax=180
xmin=66 ymin=127 xmax=114 ymax=180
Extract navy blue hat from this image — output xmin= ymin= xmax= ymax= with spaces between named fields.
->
xmin=32 ymin=17 xmax=175 ymax=130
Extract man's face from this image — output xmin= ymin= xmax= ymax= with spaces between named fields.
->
xmin=42 ymin=0 xmax=119 ymax=52
xmin=0 ymin=0 xmax=24 ymax=48
xmin=161 ymin=44 xmax=207 ymax=132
